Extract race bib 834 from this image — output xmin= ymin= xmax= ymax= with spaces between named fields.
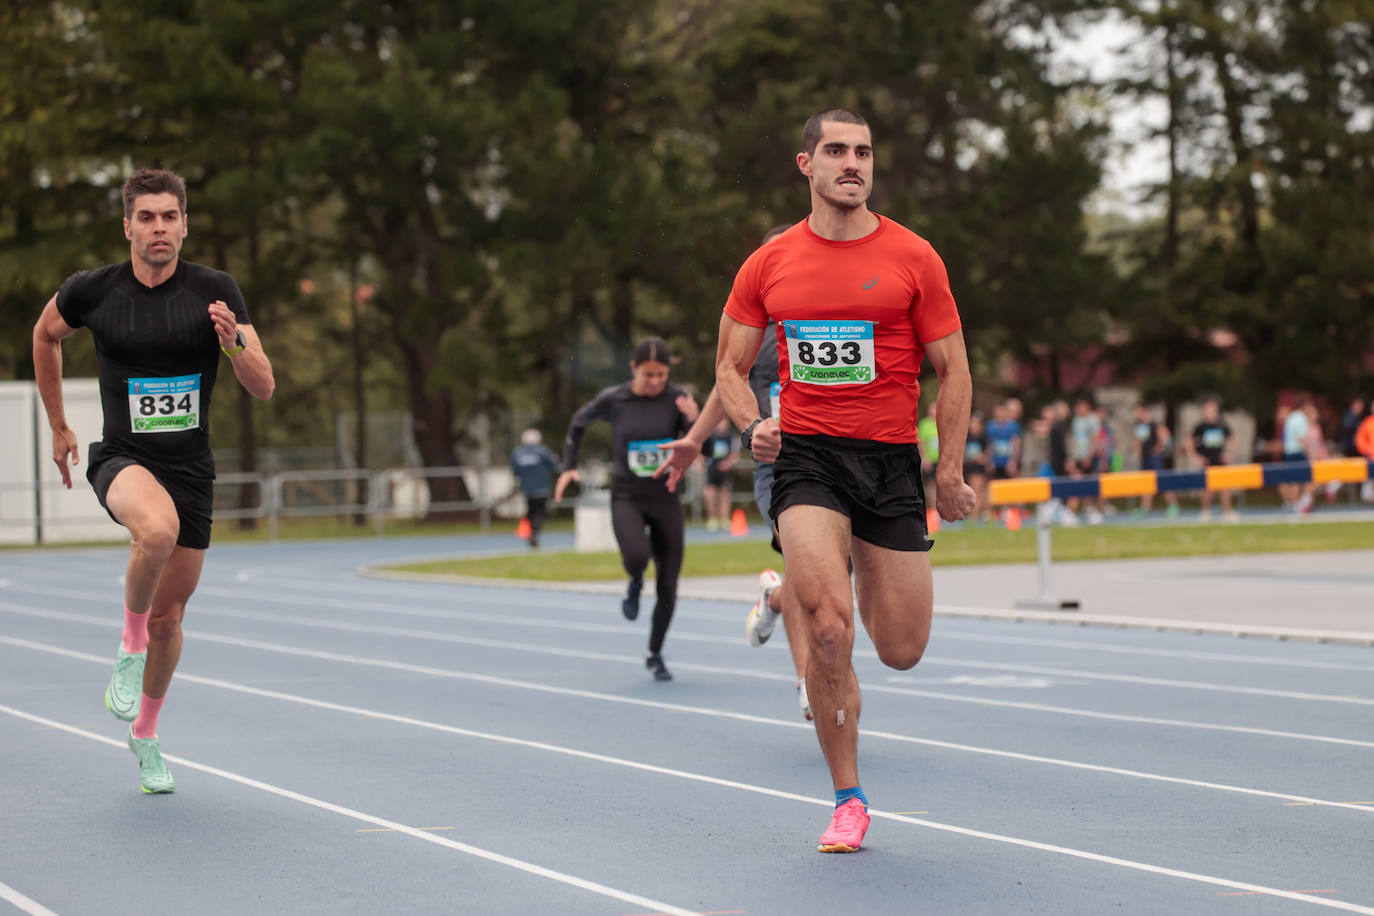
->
xmin=128 ymin=374 xmax=200 ymax=433
xmin=784 ymin=320 xmax=875 ymax=385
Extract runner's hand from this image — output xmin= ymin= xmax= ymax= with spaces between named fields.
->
xmin=676 ymin=393 xmax=699 ymax=424
xmin=207 ymin=300 xmax=239 ymax=349
xmin=749 ymin=418 xmax=781 ymax=464
xmin=52 ymin=426 xmax=79 ymax=489
xmin=935 ymin=474 xmax=976 ymax=522
xmin=653 ymin=438 xmax=703 ymax=493
xmin=554 ymin=469 xmax=580 ymax=503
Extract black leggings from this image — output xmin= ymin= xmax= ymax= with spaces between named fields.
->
xmin=611 ymin=488 xmax=684 ymax=655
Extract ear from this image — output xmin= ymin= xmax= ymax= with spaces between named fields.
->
xmin=123 ymin=217 xmax=131 ymax=240
xmin=183 ymin=212 xmax=190 ymax=236
xmin=796 ymin=151 xmax=812 ymax=179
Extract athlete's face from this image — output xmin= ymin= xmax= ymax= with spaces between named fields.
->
xmin=798 ymin=121 xmax=873 ymax=212
xmin=630 ymin=360 xmax=670 ymax=397
xmin=124 ymin=192 xmax=187 ymax=268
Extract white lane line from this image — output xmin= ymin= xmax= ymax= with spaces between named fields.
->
xmin=0 ymin=703 xmax=701 ymax=916
xmin=3 ymin=673 xmax=1373 ymax=912
xmin=4 ymin=600 xmax=1373 ymax=750
xmin=917 ymin=658 xmax=1374 ymax=706
xmin=6 ymin=634 xmax=1372 ymax=816
xmin=934 ymin=631 xmax=1374 ymax=673
xmin=11 ymin=581 xmax=1374 ymax=707
xmin=0 ymin=881 xmax=60 ymax=916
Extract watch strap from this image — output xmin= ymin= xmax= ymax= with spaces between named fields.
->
xmin=221 ymin=329 xmax=246 ymax=357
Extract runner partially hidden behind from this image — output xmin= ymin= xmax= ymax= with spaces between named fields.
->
xmin=32 ymin=168 xmax=276 ymax=794
xmin=554 ymin=337 xmax=699 ymax=681
xmin=714 ymin=108 xmax=976 ymax=853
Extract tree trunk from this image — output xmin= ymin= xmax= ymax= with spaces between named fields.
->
xmin=396 ymin=334 xmax=471 ymax=518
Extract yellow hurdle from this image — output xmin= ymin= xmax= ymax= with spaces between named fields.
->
xmin=1100 ymin=471 xmax=1158 ymax=499
xmin=1311 ymin=458 xmax=1370 ymax=485
xmin=1206 ymin=463 xmax=1264 ymax=491
xmin=988 ymin=477 xmax=1051 ymax=505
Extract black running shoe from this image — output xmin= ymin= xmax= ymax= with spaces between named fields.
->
xmin=622 ymin=576 xmax=642 ymax=621
xmin=646 ymin=653 xmax=672 ymax=681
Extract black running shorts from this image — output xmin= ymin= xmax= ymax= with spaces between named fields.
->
xmin=87 ymin=444 xmax=215 ymax=550
xmin=769 ymin=433 xmax=931 ymax=552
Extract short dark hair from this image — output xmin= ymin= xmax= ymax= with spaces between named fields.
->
xmin=802 ymin=108 xmax=869 ymax=155
xmin=631 ymin=336 xmax=672 ymax=366
xmin=122 ymin=168 xmax=187 ymax=220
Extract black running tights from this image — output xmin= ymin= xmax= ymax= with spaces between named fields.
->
xmin=611 ymin=489 xmax=684 ymax=655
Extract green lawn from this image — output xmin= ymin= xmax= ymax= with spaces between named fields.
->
xmin=386 ymin=519 xmax=1374 ymax=581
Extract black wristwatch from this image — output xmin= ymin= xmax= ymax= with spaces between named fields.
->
xmin=741 ymin=417 xmax=766 ymax=452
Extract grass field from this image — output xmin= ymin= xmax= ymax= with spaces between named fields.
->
xmin=387 ymin=519 xmax=1374 ymax=581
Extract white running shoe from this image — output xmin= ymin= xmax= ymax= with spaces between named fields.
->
xmin=746 ymin=569 xmax=783 ymax=647
xmin=797 ymin=678 xmax=812 ymax=721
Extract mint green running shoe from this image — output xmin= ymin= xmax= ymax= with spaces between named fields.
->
xmin=127 ymin=726 xmax=175 ymax=794
xmin=105 ymin=649 xmax=146 ymax=722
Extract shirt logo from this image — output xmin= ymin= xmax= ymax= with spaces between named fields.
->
xmin=862 ymin=276 xmax=879 ymax=290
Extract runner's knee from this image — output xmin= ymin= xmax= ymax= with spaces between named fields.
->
xmin=130 ymin=517 xmax=179 ymax=562
xmin=807 ymin=608 xmax=854 ymax=663
xmin=875 ymin=634 xmax=928 ymax=671
xmin=147 ymin=605 xmax=184 ymax=643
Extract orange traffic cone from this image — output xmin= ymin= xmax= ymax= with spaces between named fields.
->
xmin=1004 ymin=507 xmax=1022 ymax=531
xmin=730 ymin=508 xmax=749 ymax=537
xmin=926 ymin=507 xmax=941 ymax=534
xmin=515 ymin=516 xmax=532 ymax=539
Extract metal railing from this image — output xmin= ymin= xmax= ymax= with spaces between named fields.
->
xmin=0 ymin=461 xmax=715 ymax=544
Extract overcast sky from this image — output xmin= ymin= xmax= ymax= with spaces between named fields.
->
xmin=1048 ymin=11 xmax=1169 ymax=214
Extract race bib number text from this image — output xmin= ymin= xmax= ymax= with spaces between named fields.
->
xmin=784 ymin=320 xmax=875 ymax=385
xmin=128 ymin=374 xmax=200 ymax=433
xmin=628 ymin=439 xmax=673 ymax=477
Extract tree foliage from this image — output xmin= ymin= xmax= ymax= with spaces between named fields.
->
xmin=4 ymin=0 xmax=1367 ymax=493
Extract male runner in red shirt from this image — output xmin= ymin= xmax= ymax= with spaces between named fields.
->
xmin=714 ymin=108 xmax=976 ymax=852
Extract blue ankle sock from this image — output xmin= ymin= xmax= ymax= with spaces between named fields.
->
xmin=835 ymin=787 xmax=868 ymax=808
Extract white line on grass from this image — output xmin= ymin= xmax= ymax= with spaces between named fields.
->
xmin=0 ymin=704 xmax=703 ymax=916
xmin=4 ymin=634 xmax=1373 ymax=816
xmin=2 ymin=681 xmax=1372 ymax=912
xmin=3 ymin=600 xmax=1372 ymax=751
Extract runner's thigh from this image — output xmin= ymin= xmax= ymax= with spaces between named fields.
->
xmin=105 ymin=465 xmax=179 ymax=535
xmin=851 ymin=538 xmax=933 ymax=668
xmin=777 ymin=504 xmax=853 ymax=617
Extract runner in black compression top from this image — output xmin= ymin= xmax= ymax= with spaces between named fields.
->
xmin=554 ymin=337 xmax=699 ymax=681
xmin=32 ymin=168 xmax=276 ymax=795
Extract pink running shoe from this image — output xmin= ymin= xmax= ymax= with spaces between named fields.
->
xmin=817 ymin=798 xmax=870 ymax=853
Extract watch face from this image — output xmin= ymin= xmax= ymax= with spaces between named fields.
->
xmin=236 ymin=329 xmax=247 ymax=348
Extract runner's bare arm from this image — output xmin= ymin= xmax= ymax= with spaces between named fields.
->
xmin=716 ymin=314 xmax=779 ymax=462
xmin=924 ymin=328 xmax=977 ymax=521
xmin=654 ymin=387 xmax=730 ymax=492
xmin=32 ymin=296 xmax=81 ymax=488
xmin=209 ymin=300 xmax=275 ymax=399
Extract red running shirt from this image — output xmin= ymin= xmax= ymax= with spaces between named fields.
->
xmin=724 ymin=215 xmax=962 ymax=444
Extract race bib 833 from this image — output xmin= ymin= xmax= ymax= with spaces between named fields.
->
xmin=128 ymin=374 xmax=200 ymax=433
xmin=784 ymin=320 xmax=875 ymax=385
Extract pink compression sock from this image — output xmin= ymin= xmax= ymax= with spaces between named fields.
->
xmin=122 ymin=605 xmax=149 ymax=654
xmin=132 ymin=694 xmax=164 ymax=739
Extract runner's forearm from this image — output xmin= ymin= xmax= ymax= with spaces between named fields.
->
xmin=934 ymin=364 xmax=972 ymax=481
xmin=716 ymin=366 xmax=760 ymax=431
xmin=32 ymin=319 xmax=69 ymax=432
xmin=230 ymin=348 xmax=274 ymax=400
xmin=684 ymin=388 xmax=730 ymax=445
